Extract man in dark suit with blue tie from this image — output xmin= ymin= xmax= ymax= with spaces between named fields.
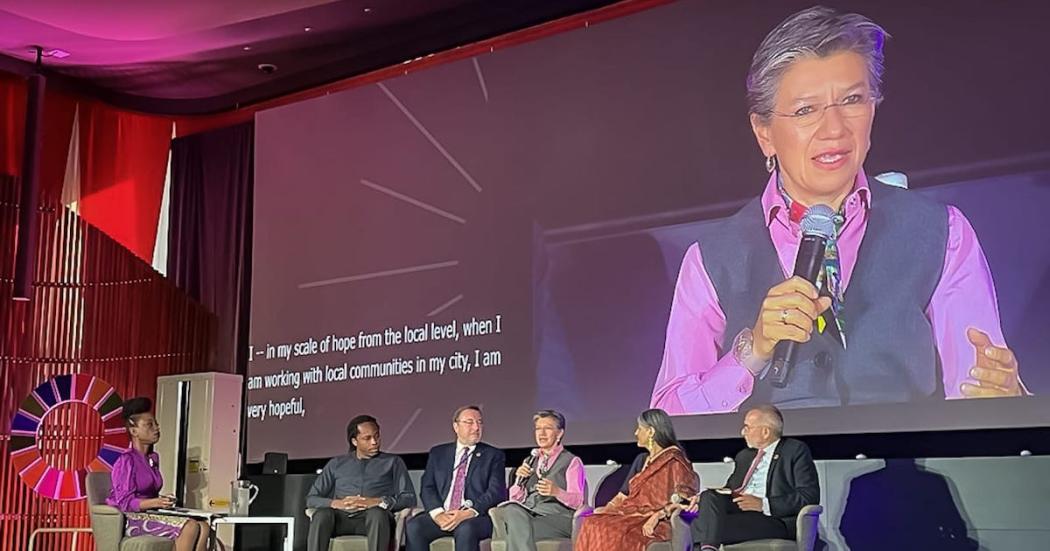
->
xmin=406 ymin=405 xmax=507 ymax=551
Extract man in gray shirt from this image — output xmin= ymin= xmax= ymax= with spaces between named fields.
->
xmin=307 ymin=415 xmax=416 ymax=551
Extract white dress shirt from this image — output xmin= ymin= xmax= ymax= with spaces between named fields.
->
xmin=429 ymin=443 xmax=476 ymax=518
xmin=742 ymin=439 xmax=779 ymax=516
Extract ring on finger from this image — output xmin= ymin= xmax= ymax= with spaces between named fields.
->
xmin=780 ymin=309 xmax=789 ymax=323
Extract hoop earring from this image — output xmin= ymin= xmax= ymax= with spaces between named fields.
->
xmin=765 ymin=155 xmax=777 ymax=173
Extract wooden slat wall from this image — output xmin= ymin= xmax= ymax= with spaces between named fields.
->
xmin=1 ymin=174 xmax=215 ymax=550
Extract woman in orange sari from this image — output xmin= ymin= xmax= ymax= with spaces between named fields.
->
xmin=576 ymin=409 xmax=698 ymax=551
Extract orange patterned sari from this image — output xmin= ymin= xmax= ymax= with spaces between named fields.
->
xmin=576 ymin=447 xmax=698 ymax=551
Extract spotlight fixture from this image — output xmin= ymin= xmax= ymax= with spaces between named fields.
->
xmin=26 ymin=47 xmax=70 ymax=59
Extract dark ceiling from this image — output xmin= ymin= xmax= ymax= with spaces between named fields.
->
xmin=0 ymin=0 xmax=620 ymax=115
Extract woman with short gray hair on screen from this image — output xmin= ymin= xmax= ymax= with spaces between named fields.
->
xmin=650 ymin=5 xmax=1023 ymax=417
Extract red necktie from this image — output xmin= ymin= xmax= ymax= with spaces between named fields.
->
xmin=736 ymin=449 xmax=766 ymax=492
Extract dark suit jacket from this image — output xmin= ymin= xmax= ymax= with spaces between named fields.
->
xmin=420 ymin=442 xmax=507 ymax=516
xmin=726 ymin=438 xmax=819 ymax=538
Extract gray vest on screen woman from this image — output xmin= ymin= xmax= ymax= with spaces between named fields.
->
xmin=695 ymin=181 xmax=948 ymax=408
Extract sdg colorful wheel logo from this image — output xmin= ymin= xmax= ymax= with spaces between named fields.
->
xmin=9 ymin=375 xmax=129 ymax=500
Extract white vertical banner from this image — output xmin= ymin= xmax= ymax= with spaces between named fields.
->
xmin=151 ymin=124 xmax=175 ymax=274
xmin=57 ymin=102 xmax=86 ymax=360
xmin=60 ymin=104 xmax=80 ymax=213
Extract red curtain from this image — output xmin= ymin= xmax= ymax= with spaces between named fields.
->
xmin=37 ymin=92 xmax=78 ymax=202
xmin=1 ymin=73 xmax=205 ymax=551
xmin=0 ymin=73 xmax=27 ymax=178
xmin=0 ymin=75 xmax=77 ymax=199
xmin=0 ymin=171 xmax=215 ymax=551
xmin=77 ymin=101 xmax=172 ymax=262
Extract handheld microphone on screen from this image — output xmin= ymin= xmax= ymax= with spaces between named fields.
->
xmin=516 ymin=449 xmax=541 ymax=489
xmin=770 ymin=204 xmax=837 ymax=389
xmin=459 ymin=499 xmax=474 ymax=511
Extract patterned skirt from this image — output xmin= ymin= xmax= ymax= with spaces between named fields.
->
xmin=124 ymin=512 xmax=191 ymax=539
xmin=575 ymin=511 xmax=669 ymax=551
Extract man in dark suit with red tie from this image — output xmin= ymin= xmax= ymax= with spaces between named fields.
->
xmin=406 ymin=405 xmax=507 ymax=551
xmin=688 ymin=405 xmax=819 ymax=550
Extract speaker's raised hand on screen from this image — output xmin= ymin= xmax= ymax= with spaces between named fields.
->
xmin=961 ymin=328 xmax=1021 ymax=397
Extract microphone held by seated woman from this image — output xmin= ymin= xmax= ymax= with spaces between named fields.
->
xmin=493 ymin=409 xmax=587 ymax=551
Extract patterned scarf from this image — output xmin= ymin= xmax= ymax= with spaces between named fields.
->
xmin=778 ymin=178 xmax=847 ymax=347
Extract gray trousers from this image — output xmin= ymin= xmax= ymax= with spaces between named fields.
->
xmin=497 ymin=502 xmax=573 ymax=551
xmin=308 ymin=507 xmax=393 ymax=551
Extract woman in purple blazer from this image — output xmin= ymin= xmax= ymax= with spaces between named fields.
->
xmin=106 ymin=397 xmax=210 ymax=551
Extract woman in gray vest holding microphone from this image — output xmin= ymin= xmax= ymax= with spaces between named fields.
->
xmin=650 ymin=5 xmax=1023 ymax=416
xmin=492 ymin=410 xmax=586 ymax=551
